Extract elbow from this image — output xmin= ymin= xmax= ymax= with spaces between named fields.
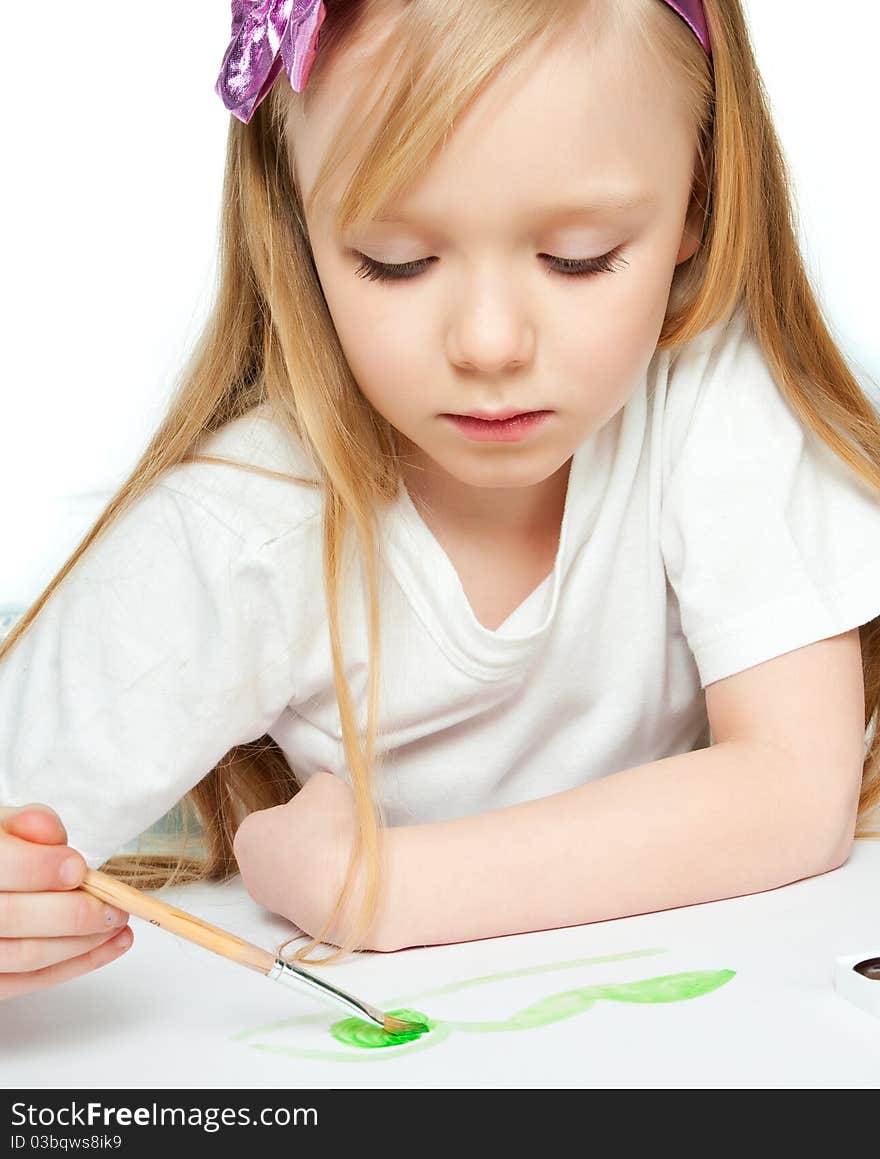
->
xmin=233 ymin=808 xmax=316 ymax=935
xmin=821 ymin=825 xmax=857 ymax=875
xmin=233 ymin=812 xmax=275 ymax=911
xmin=810 ymin=793 xmax=860 ymax=876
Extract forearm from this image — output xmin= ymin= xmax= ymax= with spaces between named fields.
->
xmin=377 ymin=740 xmax=849 ymax=951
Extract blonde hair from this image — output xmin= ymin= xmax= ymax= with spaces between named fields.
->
xmin=4 ymin=0 xmax=879 ymax=966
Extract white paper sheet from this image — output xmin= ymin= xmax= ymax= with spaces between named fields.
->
xmin=4 ymin=840 xmax=879 ymax=1089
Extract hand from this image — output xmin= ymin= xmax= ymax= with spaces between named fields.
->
xmin=0 ymin=803 xmax=132 ymax=1000
xmin=233 ymin=771 xmax=361 ymax=942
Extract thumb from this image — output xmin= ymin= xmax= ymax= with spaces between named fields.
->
xmin=0 ymin=803 xmax=68 ymax=844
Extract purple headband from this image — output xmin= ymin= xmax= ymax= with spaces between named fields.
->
xmin=663 ymin=0 xmax=712 ymax=57
xmin=215 ymin=0 xmax=712 ymax=124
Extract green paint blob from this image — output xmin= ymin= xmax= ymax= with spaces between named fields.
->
xmin=233 ymin=948 xmax=736 ymax=1064
xmin=330 ymin=1008 xmax=434 ymax=1049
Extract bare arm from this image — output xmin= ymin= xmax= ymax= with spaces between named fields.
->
xmin=373 ymin=740 xmax=852 ymax=951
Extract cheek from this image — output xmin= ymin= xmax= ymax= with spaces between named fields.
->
xmin=314 ymin=263 xmax=426 ymax=404
xmin=558 ymin=301 xmax=665 ymax=424
xmin=337 ymin=314 xmax=428 ymax=416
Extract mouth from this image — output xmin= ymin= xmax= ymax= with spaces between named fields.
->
xmin=446 ymin=410 xmax=549 ymax=422
xmin=441 ymin=411 xmax=552 ymax=443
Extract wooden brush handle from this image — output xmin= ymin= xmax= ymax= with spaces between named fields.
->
xmin=81 ymin=868 xmax=276 ymax=975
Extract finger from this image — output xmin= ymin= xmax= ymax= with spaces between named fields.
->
xmin=0 ymin=804 xmax=64 ymax=824
xmin=0 ymin=890 xmax=129 ymax=939
xmin=0 ymin=924 xmax=133 ymax=975
xmin=0 ymin=832 xmax=86 ymax=893
xmin=0 ymin=926 xmax=133 ymax=1002
xmin=1 ymin=806 xmax=68 ymax=846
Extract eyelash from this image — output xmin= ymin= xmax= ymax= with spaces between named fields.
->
xmin=351 ymin=247 xmax=629 ymax=283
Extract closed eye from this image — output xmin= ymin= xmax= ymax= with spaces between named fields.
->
xmin=350 ymin=247 xmax=629 ymax=283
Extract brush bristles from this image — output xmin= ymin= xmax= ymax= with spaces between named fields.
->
xmin=383 ymin=1014 xmax=428 ymax=1035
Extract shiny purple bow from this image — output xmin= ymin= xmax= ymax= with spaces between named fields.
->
xmin=214 ymin=0 xmax=710 ymax=125
xmin=215 ymin=0 xmax=327 ymax=124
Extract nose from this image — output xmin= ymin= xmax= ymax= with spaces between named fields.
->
xmin=446 ymin=274 xmax=536 ymax=374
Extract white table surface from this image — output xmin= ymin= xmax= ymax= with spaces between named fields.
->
xmin=3 ymin=839 xmax=879 ymax=1089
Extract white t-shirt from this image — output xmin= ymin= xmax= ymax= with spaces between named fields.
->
xmin=4 ymin=307 xmax=880 ymax=869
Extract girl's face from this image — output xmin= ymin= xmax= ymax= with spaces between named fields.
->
xmin=292 ymin=15 xmax=703 ymax=521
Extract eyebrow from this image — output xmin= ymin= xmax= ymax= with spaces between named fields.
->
xmin=369 ymin=192 xmax=657 ymax=225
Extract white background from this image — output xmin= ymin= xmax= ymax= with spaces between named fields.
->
xmin=2 ymin=1 xmax=878 ymax=609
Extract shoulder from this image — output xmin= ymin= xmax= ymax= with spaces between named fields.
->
xmin=156 ymin=403 xmax=324 ymax=550
xmin=661 ymin=306 xmax=752 ymax=438
xmin=658 ymin=305 xmax=797 ymax=482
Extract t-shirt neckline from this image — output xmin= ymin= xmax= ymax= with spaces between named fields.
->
xmin=380 ymin=419 xmax=620 ymax=680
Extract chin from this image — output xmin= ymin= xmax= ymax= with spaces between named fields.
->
xmin=447 ymin=452 xmax=562 ymax=484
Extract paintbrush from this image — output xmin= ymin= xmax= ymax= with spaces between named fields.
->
xmin=80 ymin=868 xmax=427 ymax=1036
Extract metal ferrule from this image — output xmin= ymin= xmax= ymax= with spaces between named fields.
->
xmin=267 ymin=957 xmax=386 ymax=1028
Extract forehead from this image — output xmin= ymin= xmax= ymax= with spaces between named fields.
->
xmin=291 ymin=13 xmax=695 ymax=229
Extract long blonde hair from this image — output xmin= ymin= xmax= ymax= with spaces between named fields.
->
xmin=4 ymin=0 xmax=879 ymax=966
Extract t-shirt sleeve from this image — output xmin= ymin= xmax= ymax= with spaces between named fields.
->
xmin=659 ymin=311 xmax=880 ymax=689
xmin=0 ymin=482 xmax=301 ymax=868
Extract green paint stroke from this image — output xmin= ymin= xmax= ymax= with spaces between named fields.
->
xmin=332 ymin=970 xmax=734 ymax=1050
xmin=233 ymin=947 xmax=736 ymax=1064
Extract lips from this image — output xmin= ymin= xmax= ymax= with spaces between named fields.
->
xmin=443 ymin=411 xmax=551 ymax=442
xmin=452 ymin=410 xmax=544 ymax=421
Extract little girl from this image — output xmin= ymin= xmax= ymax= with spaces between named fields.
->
xmin=3 ymin=0 xmax=880 ymax=1001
